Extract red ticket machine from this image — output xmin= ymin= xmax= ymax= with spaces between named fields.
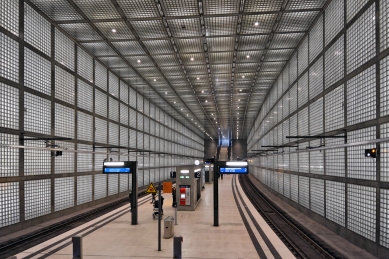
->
xmin=179 ymin=185 xmax=191 ymax=206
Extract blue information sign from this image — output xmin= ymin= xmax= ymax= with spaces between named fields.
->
xmin=220 ymin=167 xmax=247 ymax=174
xmin=104 ymin=167 xmax=130 ymax=173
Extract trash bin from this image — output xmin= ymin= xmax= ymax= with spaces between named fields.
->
xmin=164 ymin=216 xmax=174 ymax=239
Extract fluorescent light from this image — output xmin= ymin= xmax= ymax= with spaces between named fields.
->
xmin=194 ymin=169 xmax=201 ymax=172
xmin=181 ymin=170 xmax=189 ymax=174
xmin=104 ymin=162 xmax=124 ymax=166
xmin=226 ymin=161 xmax=248 ymax=166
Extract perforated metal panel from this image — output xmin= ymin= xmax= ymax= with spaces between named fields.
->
xmin=326 ymin=180 xmax=345 ymax=226
xmin=54 ymin=177 xmax=74 ymax=212
xmin=25 ymin=179 xmax=51 ymax=220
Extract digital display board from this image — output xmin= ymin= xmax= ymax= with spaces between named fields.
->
xmin=104 ymin=168 xmax=130 ymax=173
xmin=219 ymin=167 xmax=248 ymax=174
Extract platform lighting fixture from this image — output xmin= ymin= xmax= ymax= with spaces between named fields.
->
xmin=239 ymin=89 xmax=242 ymax=92
xmin=246 ymin=55 xmax=250 ymax=58
xmin=242 ymin=75 xmax=245 ymax=78
xmin=197 ymin=77 xmax=200 ymax=80
xmin=112 ymin=28 xmax=117 ymax=32
xmin=137 ymin=59 xmax=141 ymax=63
xmin=227 ymin=161 xmax=248 ymax=166
xmin=201 ymin=90 xmax=204 ymax=93
xmin=103 ymin=162 xmax=124 ymax=166
xmin=205 ymin=100 xmax=208 ymax=102
xmin=255 ymin=22 xmax=259 ymax=26
xmin=190 ymin=57 xmax=194 ymax=61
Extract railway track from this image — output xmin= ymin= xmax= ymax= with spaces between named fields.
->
xmin=239 ymin=174 xmax=344 ymax=259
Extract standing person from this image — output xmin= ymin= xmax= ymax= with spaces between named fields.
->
xmin=150 ymin=192 xmax=156 ymax=204
xmin=129 ymin=191 xmax=132 ymax=212
xmin=160 ymin=195 xmax=164 ymax=215
xmin=172 ymin=186 xmax=177 ymax=207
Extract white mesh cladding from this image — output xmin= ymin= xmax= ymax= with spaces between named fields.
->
xmin=95 ymin=89 xmax=107 ymax=117
xmin=94 ymin=174 xmax=107 ymax=200
xmin=137 ymin=113 xmax=143 ymax=131
xmin=77 ymin=80 xmax=93 ymax=112
xmin=108 ymin=174 xmax=118 ymax=196
xmin=0 ymin=134 xmax=18 ymax=177
xmin=309 ymin=15 xmax=323 ymax=63
xmin=0 ymin=83 xmax=18 ymax=130
xmin=381 ymin=56 xmax=389 ymax=116
xmin=298 ymin=107 xmax=308 ymax=136
xmin=108 ymin=122 xmax=119 ymax=146
xmin=54 ymin=141 xmax=74 ymax=174
xmin=137 ymin=167 xmax=143 ymax=187
xmin=120 ymin=174 xmax=128 ymax=192
xmin=24 ymin=3 xmax=50 ymax=56
xmin=120 ymin=103 xmax=129 ymax=126
xmin=290 ymin=113 xmax=298 ymax=137
xmin=283 ymin=66 xmax=289 ymax=92
xmin=144 ymin=134 xmax=150 ymax=150
xmin=283 ymin=153 xmax=290 ymax=171
xmin=298 ymin=37 xmax=309 ymax=75
xmin=137 ymin=131 xmax=144 ymax=150
xmin=283 ymin=173 xmax=291 ymax=198
xmin=381 ymin=189 xmax=389 ymax=248
xmin=109 ymin=72 xmax=119 ymax=97
xmin=325 ymin=35 xmax=344 ymax=89
xmin=326 ymin=180 xmax=345 ymax=227
xmin=120 ymin=81 xmax=129 ymax=104
xmin=310 ymin=98 xmax=323 ymax=135
xmin=346 ymin=4 xmax=376 ymax=73
xmin=129 ymin=128 xmax=136 ymax=148
xmin=310 ymin=178 xmax=324 ymax=216
xmin=137 ymin=93 xmax=143 ymax=112
xmin=299 ymin=176 xmax=309 ymax=209
xmin=120 ymin=126 xmax=128 ymax=147
xmin=24 ymin=92 xmax=51 ymax=134
xmin=346 ymin=65 xmax=376 ymax=126
xmin=144 ymin=169 xmax=150 ymax=187
xmin=325 ymin=136 xmax=345 ymax=177
xmin=129 ymin=87 xmax=136 ymax=108
xmin=55 ymin=103 xmax=74 ymax=138
xmin=77 ymin=47 xmax=93 ymax=82
xmin=77 ymin=175 xmax=92 ymax=205
xmin=144 ymin=117 xmax=150 ymax=134
xmin=95 ymin=117 xmax=107 ymax=144
xmin=298 ymin=73 xmax=308 ymax=108
xmin=282 ymin=94 xmax=289 ymax=120
xmin=289 ymin=85 xmax=298 ymax=114
xmin=25 ymin=179 xmax=51 ymax=220
xmin=325 ymin=85 xmax=344 ymax=131
xmin=24 ymin=48 xmax=51 ymax=95
xmin=77 ymin=111 xmax=93 ymax=142
xmin=25 ymin=140 xmax=51 ymax=176
xmin=109 ymin=97 xmax=119 ymax=122
xmin=290 ymin=53 xmax=297 ymax=83
xmin=309 ymin=57 xmax=323 ymax=99
xmin=55 ymin=66 xmax=75 ymax=105
xmin=325 ymin=0 xmax=344 ymax=46
xmin=347 ymin=126 xmax=376 ymax=180
xmin=54 ymin=177 xmax=74 ymax=212
xmin=291 ymin=174 xmax=298 ymax=203
xmin=346 ymin=0 xmax=370 ymax=22
xmin=55 ymin=29 xmax=74 ymax=71
xmin=310 ymin=140 xmax=324 ymax=175
xmin=299 ymin=152 xmax=309 ymax=173
xmin=0 ymin=182 xmax=19 ymax=227
xmin=380 ymin=123 xmax=389 ymax=182
xmin=380 ymin=0 xmax=389 ymax=52
xmin=347 ymin=184 xmax=376 ymax=241
xmin=0 ymin=0 xmax=18 ymax=36
xmin=290 ymin=152 xmax=298 ymax=172
xmin=77 ymin=144 xmax=93 ymax=172
xmin=129 ymin=108 xmax=136 ymax=128
xmin=95 ymin=61 xmax=107 ymax=90
xmin=0 ymin=32 xmax=19 ymax=83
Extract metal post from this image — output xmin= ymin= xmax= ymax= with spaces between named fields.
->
xmin=131 ymin=162 xmax=138 ymax=225
xmin=72 ymin=236 xmax=82 ymax=259
xmin=173 ymin=236 xmax=183 ymax=259
xmin=158 ymin=182 xmax=161 ymax=251
xmin=174 ymin=203 xmax=178 ymax=225
xmin=214 ymin=153 xmax=219 ymax=226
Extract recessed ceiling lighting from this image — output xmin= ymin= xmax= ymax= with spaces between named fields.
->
xmin=211 ymin=113 xmax=213 ymax=115
xmin=112 ymin=28 xmax=117 ymax=32
xmin=153 ymin=79 xmax=156 ymax=81
xmin=238 ymin=99 xmax=240 ymax=101
xmin=205 ymin=100 xmax=208 ymax=102
xmin=181 ymin=108 xmax=183 ymax=110
xmin=187 ymin=114 xmax=188 ymax=116
xmin=239 ymin=89 xmax=242 ymax=92
xmin=174 ymin=101 xmax=176 ymax=103
xmin=197 ymin=77 xmax=199 ymax=80
xmin=238 ymin=107 xmax=239 ymax=108
xmin=165 ymin=92 xmax=167 ymax=94
xmin=237 ymin=113 xmax=239 ymax=114
xmin=255 ymin=22 xmax=259 ymax=26
xmin=190 ymin=57 xmax=194 ymax=61
xmin=191 ymin=119 xmax=193 ymax=120
xmin=201 ymin=90 xmax=204 ymax=93
xmin=242 ymin=75 xmax=245 ymax=78
xmin=137 ymin=59 xmax=141 ymax=63
xmin=246 ymin=55 xmax=250 ymax=58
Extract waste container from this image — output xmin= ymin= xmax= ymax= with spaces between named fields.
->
xmin=164 ymin=216 xmax=174 ymax=239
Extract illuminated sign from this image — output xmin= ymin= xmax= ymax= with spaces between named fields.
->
xmin=220 ymin=167 xmax=248 ymax=174
xmin=104 ymin=168 xmax=130 ymax=173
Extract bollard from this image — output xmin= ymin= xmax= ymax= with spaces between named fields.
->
xmin=174 ymin=202 xmax=178 ymax=225
xmin=173 ymin=236 xmax=183 ymax=259
xmin=5 ymin=256 xmax=17 ymax=259
xmin=72 ymin=236 xmax=82 ymax=259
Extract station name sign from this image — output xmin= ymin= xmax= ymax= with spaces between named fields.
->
xmin=103 ymin=161 xmax=132 ymax=174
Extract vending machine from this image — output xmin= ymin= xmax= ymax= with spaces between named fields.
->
xmin=179 ymin=185 xmax=191 ymax=206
